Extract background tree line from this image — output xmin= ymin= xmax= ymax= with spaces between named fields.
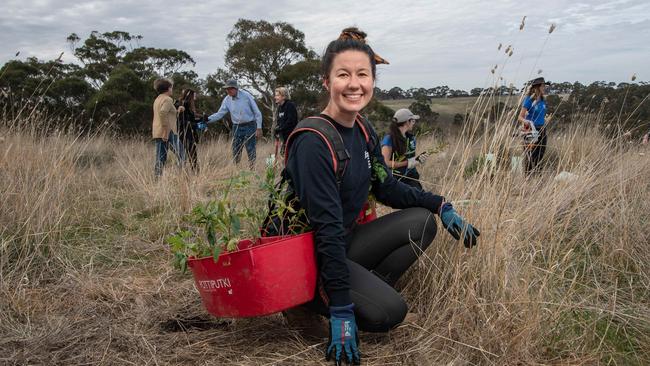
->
xmin=0 ymin=20 xmax=325 ymax=136
xmin=1 ymin=19 xmax=648 ymax=137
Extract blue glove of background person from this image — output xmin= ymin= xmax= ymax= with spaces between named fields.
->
xmin=326 ymin=304 xmax=361 ymax=365
xmin=196 ymin=122 xmax=207 ymax=131
xmin=440 ymin=203 xmax=480 ymax=248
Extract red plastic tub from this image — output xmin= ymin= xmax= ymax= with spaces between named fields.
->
xmin=356 ymin=201 xmax=377 ymax=224
xmin=187 ymin=232 xmax=316 ymax=318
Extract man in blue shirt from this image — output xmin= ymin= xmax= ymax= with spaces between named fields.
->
xmin=207 ymin=79 xmax=263 ymax=167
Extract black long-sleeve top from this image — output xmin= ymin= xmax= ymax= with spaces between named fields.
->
xmin=174 ymin=100 xmax=201 ymax=139
xmin=285 ymin=114 xmax=444 ymax=306
xmin=275 ymin=100 xmax=298 ymax=141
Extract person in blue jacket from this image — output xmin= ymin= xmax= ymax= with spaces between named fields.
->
xmin=284 ymin=27 xmax=480 ymax=365
xmin=518 ymin=77 xmax=550 ymax=173
xmin=381 ymin=108 xmax=429 ymax=189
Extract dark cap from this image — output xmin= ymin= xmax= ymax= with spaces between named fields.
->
xmin=529 ymin=77 xmax=551 ymax=87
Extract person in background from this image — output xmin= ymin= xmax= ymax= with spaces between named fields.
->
xmin=283 ymin=27 xmax=480 ymax=365
xmin=152 ymin=78 xmax=184 ymax=178
xmin=175 ymin=88 xmax=205 ymax=173
xmin=381 ymin=108 xmax=429 ymax=189
xmin=518 ymin=77 xmax=550 ymax=173
xmin=273 ymin=86 xmax=299 ymax=152
xmin=206 ymin=79 xmax=263 ymax=168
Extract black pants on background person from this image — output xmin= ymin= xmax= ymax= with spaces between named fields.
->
xmin=525 ymin=128 xmax=547 ymax=173
xmin=398 ymin=170 xmax=423 ymax=190
xmin=305 ymin=207 xmax=437 ymax=332
xmin=179 ymin=125 xmax=199 ymax=173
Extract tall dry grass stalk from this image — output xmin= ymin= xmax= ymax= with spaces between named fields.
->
xmin=395 ymin=89 xmax=650 ymax=364
xmin=1 ymin=93 xmax=649 ymax=364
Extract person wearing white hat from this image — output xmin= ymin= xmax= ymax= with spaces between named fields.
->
xmin=380 ymin=108 xmax=429 ymax=189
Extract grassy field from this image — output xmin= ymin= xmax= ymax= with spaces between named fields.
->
xmin=1 ymin=97 xmax=650 ymax=365
xmin=381 ymin=96 xmax=522 ymax=125
xmin=383 ymin=96 xmax=479 ymax=122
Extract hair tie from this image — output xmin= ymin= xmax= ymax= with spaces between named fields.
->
xmin=338 ymin=29 xmax=389 ymax=65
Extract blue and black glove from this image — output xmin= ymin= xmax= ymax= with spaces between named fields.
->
xmin=196 ymin=122 xmax=207 ymax=131
xmin=440 ymin=203 xmax=480 ymax=248
xmin=326 ymin=304 xmax=361 ymax=365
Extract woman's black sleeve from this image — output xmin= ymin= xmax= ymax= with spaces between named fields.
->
xmin=369 ymin=128 xmax=445 ymax=213
xmin=285 ymin=132 xmax=351 ymax=307
xmin=285 ymin=102 xmax=299 ymax=134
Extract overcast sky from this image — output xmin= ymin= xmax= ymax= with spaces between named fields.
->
xmin=2 ymin=0 xmax=648 ymax=91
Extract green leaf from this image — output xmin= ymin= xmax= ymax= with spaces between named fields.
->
xmin=231 ymin=213 xmax=241 ymax=234
xmin=166 ymin=230 xmax=193 ymax=252
xmin=372 ymin=159 xmax=388 ymax=183
xmin=212 ymin=245 xmax=222 ymax=263
xmin=207 ymin=223 xmax=217 ymax=247
xmin=226 ymin=238 xmax=239 ymax=252
xmin=179 ymin=255 xmax=188 ymax=273
xmin=166 ymin=235 xmax=185 ymax=252
xmin=173 ymin=252 xmax=189 ymax=273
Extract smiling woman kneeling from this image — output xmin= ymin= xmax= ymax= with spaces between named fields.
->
xmin=283 ymin=27 xmax=481 ymax=365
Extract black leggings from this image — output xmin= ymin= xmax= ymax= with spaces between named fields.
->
xmin=525 ymin=128 xmax=547 ymax=173
xmin=179 ymin=126 xmax=199 ymax=173
xmin=307 ymin=207 xmax=437 ymax=332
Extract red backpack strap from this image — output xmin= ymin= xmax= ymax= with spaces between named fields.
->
xmin=355 ymin=113 xmax=378 ymax=152
xmin=285 ymin=116 xmax=350 ymax=186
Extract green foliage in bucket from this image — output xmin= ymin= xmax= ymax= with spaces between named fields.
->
xmin=167 ymin=162 xmax=310 ymax=273
xmin=166 ymin=174 xmax=257 ymax=273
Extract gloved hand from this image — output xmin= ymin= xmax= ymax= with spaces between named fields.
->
xmin=407 ymin=157 xmax=417 ymax=169
xmin=440 ymin=203 xmax=480 ymax=248
xmin=416 ymin=151 xmax=430 ymax=164
xmin=326 ymin=304 xmax=361 ymax=365
xmin=196 ymin=122 xmax=207 ymax=131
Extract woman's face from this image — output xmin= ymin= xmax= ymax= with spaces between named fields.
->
xmin=274 ymin=91 xmax=285 ymax=105
xmin=406 ymin=119 xmax=416 ymax=132
xmin=323 ymin=50 xmax=374 ymax=117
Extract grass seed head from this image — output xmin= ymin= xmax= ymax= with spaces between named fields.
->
xmin=549 ymin=23 xmax=556 ymax=34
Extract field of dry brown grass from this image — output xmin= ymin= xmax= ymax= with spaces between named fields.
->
xmin=1 ymin=101 xmax=649 ymax=365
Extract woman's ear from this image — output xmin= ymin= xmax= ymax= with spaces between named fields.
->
xmin=322 ymin=77 xmax=329 ymax=91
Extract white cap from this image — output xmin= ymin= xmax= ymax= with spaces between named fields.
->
xmin=393 ymin=108 xmax=420 ymax=123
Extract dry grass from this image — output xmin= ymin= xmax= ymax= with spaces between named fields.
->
xmin=1 ymin=99 xmax=649 ymax=365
